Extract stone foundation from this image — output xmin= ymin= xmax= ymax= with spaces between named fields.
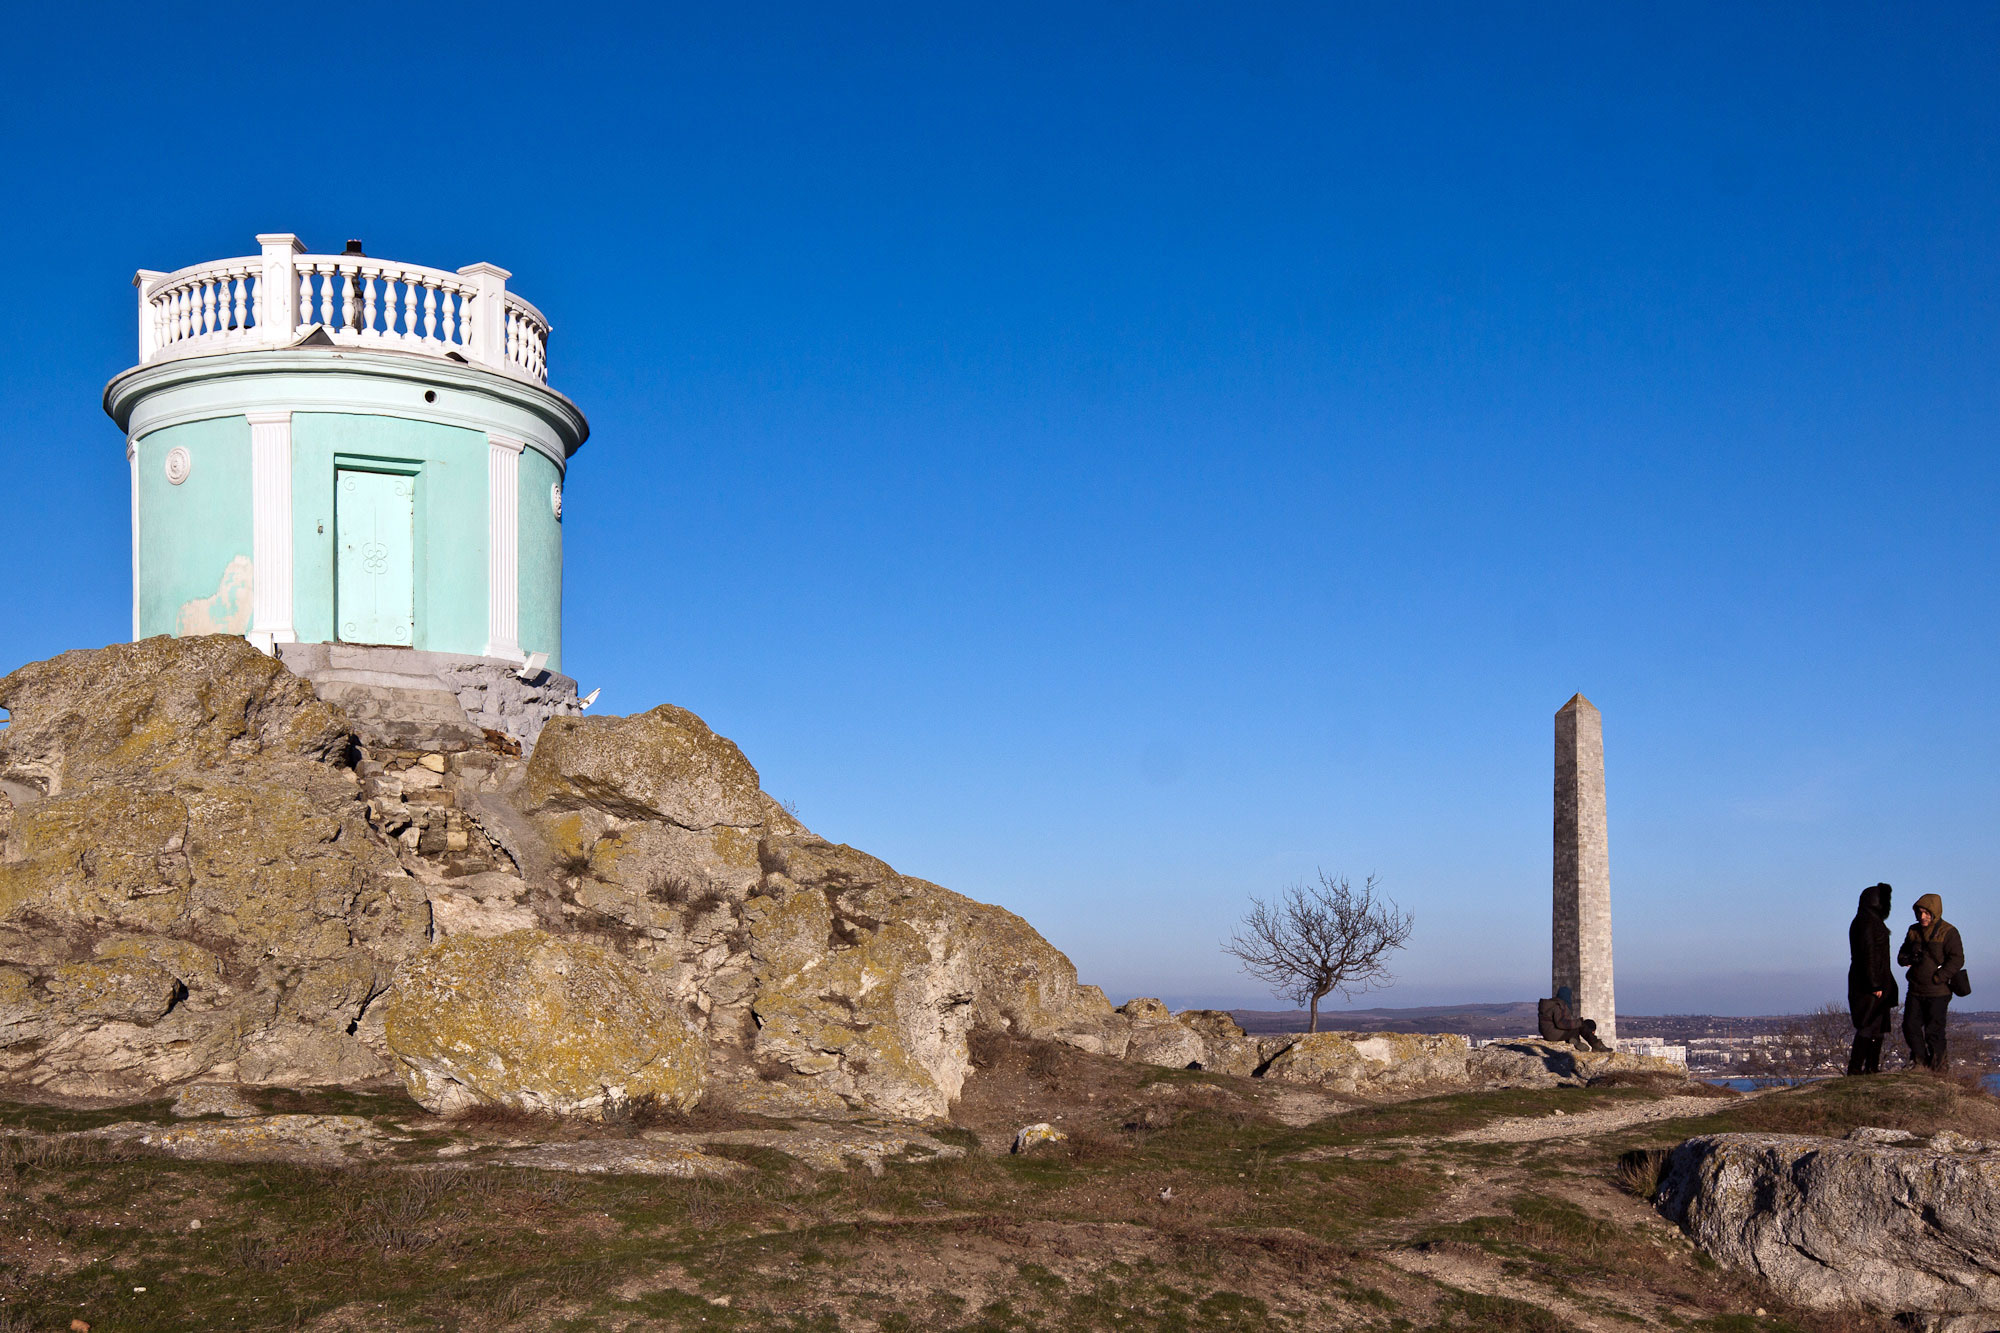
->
xmin=275 ymin=643 xmax=581 ymax=752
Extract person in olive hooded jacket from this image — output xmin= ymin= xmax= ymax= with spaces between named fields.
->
xmin=1846 ymin=883 xmax=1897 ymax=1074
xmin=1897 ymin=892 xmax=1965 ymax=1071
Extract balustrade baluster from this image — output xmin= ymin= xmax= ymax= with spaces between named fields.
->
xmin=318 ymin=265 xmax=335 ymax=327
xmin=177 ymin=287 xmax=190 ymax=343
xmin=251 ymin=272 xmax=264 ymax=331
xmin=447 ymin=291 xmax=462 ymax=346
xmin=232 ymin=275 xmax=248 ymax=331
xmin=298 ymin=270 xmax=312 ymax=335
xmin=402 ymin=275 xmax=420 ymax=346
xmin=361 ymin=270 xmax=378 ymax=337
xmin=339 ymin=270 xmax=356 ymax=332
xmin=421 ymin=284 xmax=437 ymax=343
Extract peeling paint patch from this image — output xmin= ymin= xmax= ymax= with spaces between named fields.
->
xmin=176 ymin=555 xmax=253 ymax=636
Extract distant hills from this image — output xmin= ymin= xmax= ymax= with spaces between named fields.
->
xmin=1228 ymin=1003 xmax=2000 ymax=1039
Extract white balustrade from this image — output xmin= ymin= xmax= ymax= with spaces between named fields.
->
xmin=132 ymin=235 xmax=554 ymax=384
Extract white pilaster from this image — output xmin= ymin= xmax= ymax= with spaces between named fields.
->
xmin=457 ymin=262 xmax=511 ymax=372
xmin=485 ymin=432 xmax=525 ymax=661
xmin=128 ymin=437 xmax=141 ymax=641
xmin=246 ymin=410 xmax=296 ymax=654
xmin=256 ymin=234 xmax=304 ymax=346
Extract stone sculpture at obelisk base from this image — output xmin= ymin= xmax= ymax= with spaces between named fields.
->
xmin=1553 ymin=694 xmax=1617 ymax=1044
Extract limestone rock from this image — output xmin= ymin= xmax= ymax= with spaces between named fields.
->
xmin=1263 ymin=1032 xmax=1479 ymax=1094
xmin=735 ymin=839 xmax=1112 ymax=1120
xmin=383 ymin=930 xmax=707 ymax=1118
xmin=172 ymin=1083 xmax=262 ymax=1118
xmin=1013 ymin=1123 xmax=1067 ymax=1153
xmin=1118 ymin=999 xmax=1206 ymax=1070
xmin=0 ymin=637 xmax=427 ymax=1099
xmin=0 ymin=634 xmax=351 ymax=796
xmin=525 ymin=705 xmax=764 ymax=829
xmin=86 ymin=1113 xmax=394 ymax=1164
xmin=494 ymin=1140 xmax=744 ymax=1178
xmin=1658 ymin=1131 xmax=2000 ymax=1316
xmin=1174 ymin=1009 xmax=1260 ymax=1076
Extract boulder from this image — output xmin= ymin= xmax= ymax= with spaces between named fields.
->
xmin=382 ymin=930 xmax=707 ymax=1118
xmin=1262 ymin=1032 xmax=1476 ymax=1094
xmin=524 ymin=705 xmax=764 ymax=828
xmin=735 ymin=841 xmax=1112 ymax=1119
xmin=1174 ymin=1009 xmax=1261 ymax=1076
xmin=1115 ymin=999 xmax=1205 ymax=1070
xmin=1658 ymin=1130 xmax=2000 ymax=1317
xmin=1013 ymin=1123 xmax=1067 ymax=1153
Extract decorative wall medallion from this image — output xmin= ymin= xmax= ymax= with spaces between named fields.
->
xmin=164 ymin=446 xmax=193 ymax=485
xmin=551 ymin=481 xmax=564 ymax=520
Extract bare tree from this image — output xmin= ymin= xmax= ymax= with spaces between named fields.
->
xmin=1746 ymin=1003 xmax=1853 ymax=1083
xmin=1223 ymin=873 xmax=1414 ymax=1033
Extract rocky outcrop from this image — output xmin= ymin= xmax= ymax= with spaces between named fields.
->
xmin=1658 ymin=1129 xmax=2000 ymax=1318
xmin=0 ymin=636 xmax=1113 ymax=1121
xmin=1119 ymin=998 xmax=1207 ymax=1069
xmin=0 ymin=637 xmax=427 ymax=1099
xmin=383 ymin=931 xmax=707 ymax=1117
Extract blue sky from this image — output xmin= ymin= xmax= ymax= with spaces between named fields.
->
xmin=3 ymin=4 xmax=1996 ymax=1014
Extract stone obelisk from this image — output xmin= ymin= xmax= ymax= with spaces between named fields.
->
xmin=1553 ymin=694 xmax=1616 ymax=1043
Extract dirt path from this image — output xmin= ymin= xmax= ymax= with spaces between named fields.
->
xmin=1441 ymin=1091 xmax=1757 ymax=1145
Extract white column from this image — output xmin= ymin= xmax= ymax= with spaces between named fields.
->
xmin=128 ymin=437 xmax=141 ymax=641
xmin=246 ymin=411 xmax=296 ymax=653
xmin=456 ymin=262 xmax=511 ymax=371
xmin=256 ymin=233 xmax=304 ymax=346
xmin=485 ymin=432 xmax=524 ymax=661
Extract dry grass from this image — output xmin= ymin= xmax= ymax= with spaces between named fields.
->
xmin=1612 ymin=1146 xmax=1669 ymax=1200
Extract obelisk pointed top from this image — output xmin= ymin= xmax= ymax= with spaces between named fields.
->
xmin=1557 ymin=693 xmax=1599 ymax=717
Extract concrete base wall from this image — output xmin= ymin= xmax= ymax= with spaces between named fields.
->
xmin=276 ymin=643 xmax=579 ymax=753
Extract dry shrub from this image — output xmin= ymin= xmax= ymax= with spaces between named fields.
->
xmin=1062 ymin=1127 xmax=1125 ymax=1163
xmin=1613 ymin=1147 xmax=1669 ymax=1200
xmin=1026 ymin=1040 xmax=1075 ymax=1086
xmin=447 ymin=1101 xmax=566 ymax=1132
xmin=967 ymin=1025 xmax=1011 ymax=1070
xmin=1 ymin=1132 xmax=136 ymax=1173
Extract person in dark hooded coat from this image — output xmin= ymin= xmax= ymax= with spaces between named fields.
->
xmin=1846 ymin=883 xmax=1896 ymax=1074
xmin=1897 ymin=891 xmax=1965 ymax=1071
xmin=1537 ymin=986 xmax=1609 ymax=1052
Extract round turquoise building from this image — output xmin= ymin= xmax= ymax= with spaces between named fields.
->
xmin=104 ymin=233 xmax=588 ymax=679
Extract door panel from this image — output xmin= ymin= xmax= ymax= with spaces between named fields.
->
xmin=335 ymin=469 xmax=415 ymax=645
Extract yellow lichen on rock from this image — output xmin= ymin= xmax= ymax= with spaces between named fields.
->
xmin=525 ymin=705 xmax=764 ymax=829
xmin=383 ymin=930 xmax=707 ymax=1118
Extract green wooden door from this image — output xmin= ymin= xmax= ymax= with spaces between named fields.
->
xmin=335 ymin=469 xmax=415 ymax=645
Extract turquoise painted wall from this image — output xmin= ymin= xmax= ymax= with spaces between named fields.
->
xmin=291 ymin=413 xmax=489 ymax=655
xmin=137 ymin=417 xmax=253 ymax=638
xmin=518 ymin=448 xmax=564 ymax=671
